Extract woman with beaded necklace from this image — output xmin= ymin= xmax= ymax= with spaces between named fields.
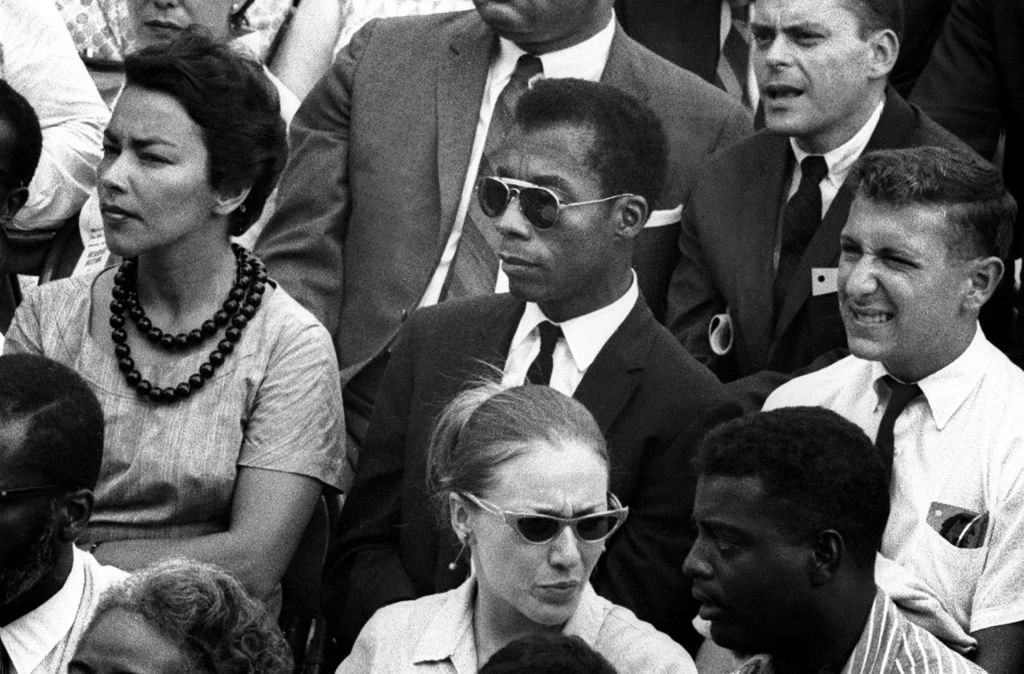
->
xmin=3 ymin=30 xmax=346 ymax=602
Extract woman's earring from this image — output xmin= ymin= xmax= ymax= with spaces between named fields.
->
xmin=448 ymin=536 xmax=468 ymax=572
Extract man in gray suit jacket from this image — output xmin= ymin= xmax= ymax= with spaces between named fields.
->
xmin=255 ymin=0 xmax=749 ymax=453
xmin=666 ymin=0 xmax=974 ymax=409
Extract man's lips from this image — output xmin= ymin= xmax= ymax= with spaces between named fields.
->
xmin=499 ymin=253 xmax=536 ymax=268
xmin=762 ymin=83 xmax=804 ymax=100
xmin=845 ymin=304 xmax=894 ymax=325
xmin=142 ymin=19 xmax=186 ymax=34
xmin=693 ymin=589 xmax=727 ymax=619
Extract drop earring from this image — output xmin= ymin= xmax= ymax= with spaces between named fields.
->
xmin=448 ymin=536 xmax=468 ymax=571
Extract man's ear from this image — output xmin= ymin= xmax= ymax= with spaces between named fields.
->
xmin=60 ymin=489 xmax=95 ymax=544
xmin=0 ymin=186 xmax=29 ymax=225
xmin=808 ymin=529 xmax=843 ymax=586
xmin=962 ymin=255 xmax=1004 ymax=313
xmin=866 ymin=28 xmax=899 ymax=80
xmin=211 ymin=185 xmax=253 ymax=218
xmin=614 ymin=195 xmax=649 ymax=241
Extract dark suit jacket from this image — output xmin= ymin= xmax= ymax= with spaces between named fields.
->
xmin=614 ymin=0 xmax=952 ymax=97
xmin=666 ymin=88 xmax=972 ymax=408
xmin=255 ymin=10 xmax=750 ymax=383
xmin=324 ymin=293 xmax=738 ymax=654
xmin=911 ymin=0 xmax=1023 ymax=258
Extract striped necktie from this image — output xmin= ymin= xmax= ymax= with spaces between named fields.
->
xmin=442 ymin=54 xmax=544 ymax=300
xmin=716 ymin=0 xmax=752 ymax=108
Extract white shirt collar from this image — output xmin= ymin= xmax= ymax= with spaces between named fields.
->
xmin=1 ymin=547 xmax=86 ymax=673
xmin=510 ymin=272 xmax=639 ymax=375
xmin=494 ymin=13 xmax=616 ymax=83
xmin=790 ymin=97 xmax=885 ymax=190
xmin=871 ymin=325 xmax=988 ymax=431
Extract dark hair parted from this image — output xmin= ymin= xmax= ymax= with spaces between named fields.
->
xmin=852 ymin=146 xmax=1016 ymax=260
xmin=839 ymin=0 xmax=904 ymax=41
xmin=480 ymin=633 xmax=619 ymax=674
xmin=426 ymin=381 xmax=607 ymax=524
xmin=0 ymin=79 xmax=43 ymax=187
xmin=122 ymin=28 xmax=286 ymax=236
xmin=695 ymin=407 xmax=890 ymax=567
xmin=512 ymin=78 xmax=668 ymax=210
xmin=0 ymin=354 xmax=103 ymax=490
xmin=87 ymin=558 xmax=292 ymax=673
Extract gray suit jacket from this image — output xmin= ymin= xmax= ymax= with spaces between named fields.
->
xmin=256 ymin=10 xmax=750 ymax=382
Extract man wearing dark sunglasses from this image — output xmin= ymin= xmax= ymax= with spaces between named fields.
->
xmin=256 ymin=0 xmax=750 ymax=468
xmin=325 ymin=78 xmax=740 ymax=661
xmin=0 ymin=354 xmax=126 ymax=673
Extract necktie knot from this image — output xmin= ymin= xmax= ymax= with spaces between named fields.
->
xmin=729 ymin=0 xmax=750 ymax=22
xmin=881 ymin=376 xmax=923 ymax=416
xmin=536 ymin=320 xmax=562 ymax=353
xmin=510 ymin=54 xmax=543 ymax=86
xmin=800 ymin=155 xmax=829 ymax=185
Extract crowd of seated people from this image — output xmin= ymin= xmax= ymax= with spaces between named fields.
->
xmin=0 ymin=0 xmax=1021 ymax=671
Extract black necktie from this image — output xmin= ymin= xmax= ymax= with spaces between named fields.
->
xmin=773 ymin=155 xmax=829 ymax=312
xmin=526 ymin=321 xmax=562 ymax=386
xmin=0 ymin=637 xmax=11 ymax=674
xmin=876 ymin=376 xmax=923 ymax=477
xmin=442 ymin=54 xmax=544 ymax=300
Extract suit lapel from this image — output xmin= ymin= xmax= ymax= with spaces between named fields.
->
xmin=436 ymin=18 xmax=494 ymax=243
xmin=472 ymin=295 xmax=526 ymax=364
xmin=600 ymin=24 xmax=653 ymax=103
xmin=736 ymin=135 xmax=790 ymax=363
xmin=573 ymin=299 xmax=652 ymax=434
xmin=772 ymin=88 xmax=913 ymax=342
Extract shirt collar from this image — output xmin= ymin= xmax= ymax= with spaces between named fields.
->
xmin=870 ymin=325 xmax=988 ymax=431
xmin=413 ymin=578 xmax=478 ymax=672
xmin=495 ymin=13 xmax=616 ymax=82
xmin=1 ymin=547 xmax=86 ymax=673
xmin=509 ymin=272 xmax=639 ymax=373
xmin=790 ymin=97 xmax=884 ymax=190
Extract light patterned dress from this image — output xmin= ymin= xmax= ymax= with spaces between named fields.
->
xmin=4 ymin=270 xmax=346 ymax=543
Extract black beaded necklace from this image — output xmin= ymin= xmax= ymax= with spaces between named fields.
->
xmin=109 ymin=244 xmax=268 ymax=404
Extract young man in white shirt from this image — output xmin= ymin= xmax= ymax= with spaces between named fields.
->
xmin=765 ymin=145 xmax=1022 ymax=674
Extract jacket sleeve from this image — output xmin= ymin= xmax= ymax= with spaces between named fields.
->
xmin=322 ymin=311 xmax=420 ymax=655
xmin=255 ymin=19 xmax=381 ymax=337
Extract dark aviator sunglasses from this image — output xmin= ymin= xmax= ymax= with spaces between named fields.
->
xmin=476 ymin=176 xmax=632 ymax=230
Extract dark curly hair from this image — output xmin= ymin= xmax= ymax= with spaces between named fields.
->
xmin=513 ymin=78 xmax=668 ymax=212
xmin=86 ymin=559 xmax=293 ymax=673
xmin=695 ymin=407 xmax=890 ymax=567
xmin=479 ymin=633 xmax=619 ymax=673
xmin=0 ymin=354 xmax=103 ymax=490
xmin=0 ymin=79 xmax=42 ymax=188
xmin=122 ymin=28 xmax=286 ymax=236
xmin=852 ymin=146 xmax=1016 ymax=260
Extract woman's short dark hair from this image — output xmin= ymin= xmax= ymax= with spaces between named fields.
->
xmin=122 ymin=29 xmax=286 ymax=236
xmin=426 ymin=381 xmax=608 ymax=524
xmin=86 ymin=558 xmax=292 ymax=673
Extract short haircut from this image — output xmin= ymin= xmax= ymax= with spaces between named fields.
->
xmin=513 ymin=78 xmax=668 ymax=210
xmin=0 ymin=354 xmax=103 ymax=490
xmin=0 ymin=79 xmax=43 ymax=187
xmin=851 ymin=146 xmax=1016 ymax=260
xmin=840 ymin=0 xmax=905 ymax=41
xmin=479 ymin=633 xmax=619 ymax=674
xmin=426 ymin=381 xmax=607 ymax=524
xmin=86 ymin=559 xmax=292 ymax=673
xmin=122 ymin=28 xmax=286 ymax=236
xmin=695 ymin=407 xmax=890 ymax=567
